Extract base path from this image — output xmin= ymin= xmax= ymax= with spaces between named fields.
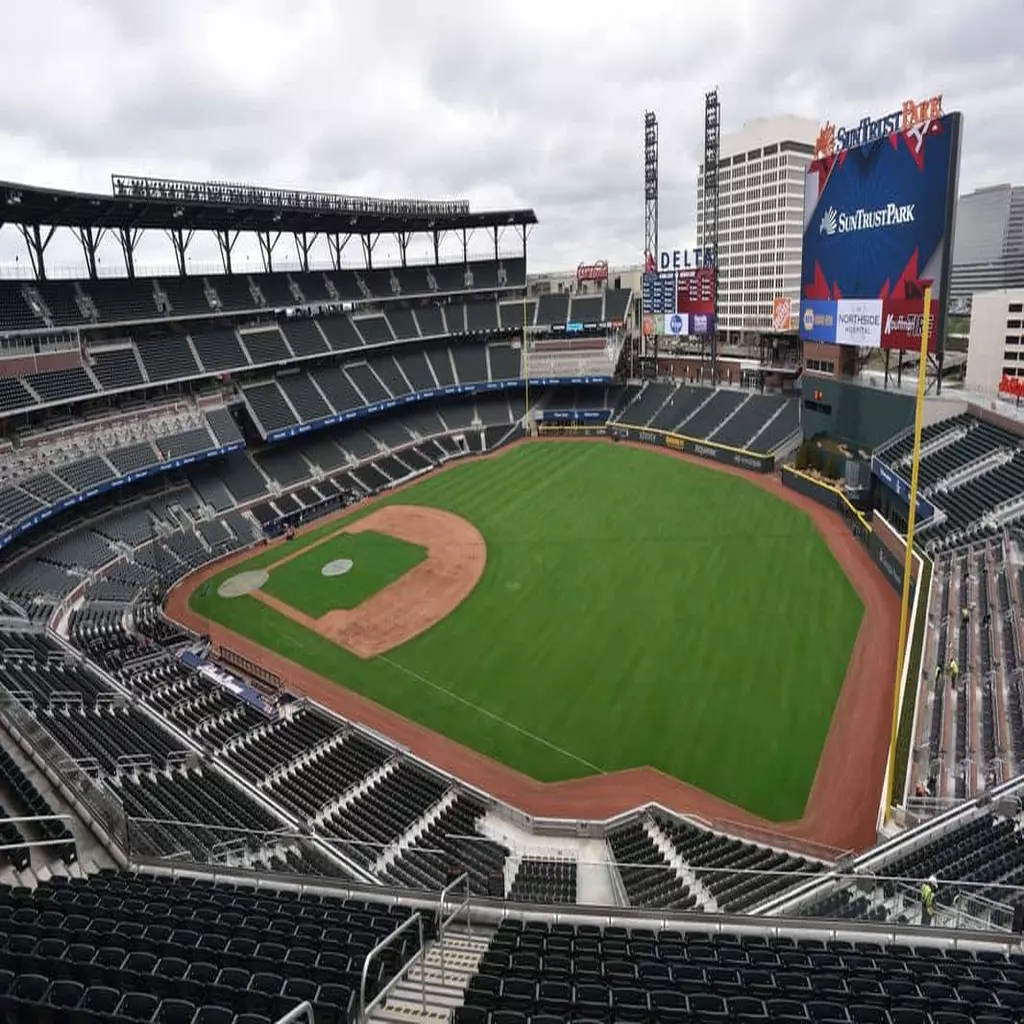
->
xmin=249 ymin=505 xmax=486 ymax=658
xmin=166 ymin=437 xmax=899 ymax=856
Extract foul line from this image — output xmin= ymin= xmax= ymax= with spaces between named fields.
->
xmin=375 ymin=653 xmax=604 ymax=774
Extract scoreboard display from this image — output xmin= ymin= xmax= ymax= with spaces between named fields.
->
xmin=677 ymin=268 xmax=716 ymax=316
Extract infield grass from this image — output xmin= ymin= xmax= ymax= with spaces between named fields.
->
xmin=261 ymin=530 xmax=426 ymax=617
xmin=191 ymin=441 xmax=864 ymax=820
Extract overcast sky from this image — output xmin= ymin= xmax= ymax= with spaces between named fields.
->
xmin=0 ymin=0 xmax=1021 ymax=276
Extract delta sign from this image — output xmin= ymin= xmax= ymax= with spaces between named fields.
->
xmin=647 ymin=247 xmax=716 ymax=272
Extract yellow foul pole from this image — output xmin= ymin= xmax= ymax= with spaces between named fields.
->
xmin=884 ymin=284 xmax=932 ymax=820
xmin=522 ymin=291 xmax=530 ymax=426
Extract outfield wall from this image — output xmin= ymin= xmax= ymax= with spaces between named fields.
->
xmin=608 ymin=424 xmax=775 ymax=473
xmin=779 ymin=468 xmax=929 ymax=827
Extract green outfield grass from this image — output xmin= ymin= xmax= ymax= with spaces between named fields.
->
xmin=261 ymin=530 xmax=426 ymax=617
xmin=190 ymin=441 xmax=864 ymax=820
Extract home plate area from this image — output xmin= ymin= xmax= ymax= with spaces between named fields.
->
xmin=245 ymin=505 xmax=485 ymax=659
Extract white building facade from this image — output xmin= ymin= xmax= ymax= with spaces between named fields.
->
xmin=965 ymin=288 xmax=1024 ymax=393
xmin=696 ymin=115 xmax=818 ymax=342
xmin=950 ymin=184 xmax=1024 ymax=301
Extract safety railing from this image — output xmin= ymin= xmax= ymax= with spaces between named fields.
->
xmin=0 ymin=690 xmax=128 ymax=856
xmin=359 ymin=913 xmax=426 ymax=1022
xmin=437 ymin=871 xmax=471 ymax=985
xmin=271 ymin=1002 xmax=314 ymax=1024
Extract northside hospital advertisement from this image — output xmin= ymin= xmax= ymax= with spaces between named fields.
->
xmin=799 ymin=97 xmax=962 ymax=352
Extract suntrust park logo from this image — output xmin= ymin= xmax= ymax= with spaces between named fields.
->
xmin=819 ymin=203 xmax=915 ymax=236
xmin=815 ymin=94 xmax=944 ymax=156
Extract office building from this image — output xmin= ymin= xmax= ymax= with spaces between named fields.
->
xmin=964 ymin=288 xmax=1024 ymax=393
xmin=950 ymin=184 xmax=1024 ymax=302
xmin=696 ymin=115 xmax=818 ymax=342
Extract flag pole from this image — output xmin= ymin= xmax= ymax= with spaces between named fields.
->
xmin=884 ymin=285 xmax=932 ymax=820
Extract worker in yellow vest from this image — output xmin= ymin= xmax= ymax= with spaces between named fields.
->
xmin=949 ymin=658 xmax=959 ymax=684
xmin=921 ymin=875 xmax=937 ymax=925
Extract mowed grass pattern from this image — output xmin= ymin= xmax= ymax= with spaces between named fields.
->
xmin=191 ymin=442 xmax=864 ymax=820
xmin=261 ymin=530 xmax=426 ymax=617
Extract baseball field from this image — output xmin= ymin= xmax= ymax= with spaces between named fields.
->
xmin=187 ymin=441 xmax=864 ymax=821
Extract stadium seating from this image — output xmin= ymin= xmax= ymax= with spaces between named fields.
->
xmin=877 ymin=412 xmax=1024 ymax=551
xmin=0 ymin=870 xmax=430 ymax=1022
xmin=457 ymin=913 xmax=1024 ymax=1023
xmin=612 ymin=381 xmax=799 ymax=453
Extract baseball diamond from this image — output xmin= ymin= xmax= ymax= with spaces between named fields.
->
xmin=171 ymin=439 xmax=887 ymax=830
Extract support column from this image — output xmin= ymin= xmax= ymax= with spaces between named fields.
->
xmin=18 ymin=224 xmax=56 ymax=280
xmin=257 ymin=231 xmax=281 ymax=273
xmin=118 ymin=227 xmax=140 ymax=279
xmin=361 ymin=233 xmax=379 ymax=271
xmin=73 ymin=226 xmax=107 ymax=279
xmin=432 ymin=230 xmax=442 ymax=265
xmin=327 ymin=233 xmax=352 ymax=271
xmin=165 ymin=227 xmax=195 ymax=276
xmin=217 ymin=229 xmax=240 ymax=274
xmin=460 ymin=228 xmax=469 ymax=265
xmin=293 ymin=232 xmax=318 ymax=273
xmin=492 ymin=225 xmax=500 ymax=262
xmin=395 ymin=231 xmax=410 ymax=268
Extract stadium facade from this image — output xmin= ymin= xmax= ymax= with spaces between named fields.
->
xmin=696 ymin=115 xmax=818 ymax=342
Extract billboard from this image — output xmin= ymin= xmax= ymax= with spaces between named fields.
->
xmin=642 ymin=264 xmax=717 ymax=336
xmin=799 ymin=103 xmax=961 ymax=351
xmin=576 ymin=260 xmax=609 ymax=284
xmin=772 ymin=297 xmax=793 ymax=332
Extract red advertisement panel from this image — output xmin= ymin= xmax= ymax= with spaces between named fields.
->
xmin=879 ymin=299 xmax=938 ymax=351
xmin=677 ymin=268 xmax=716 ymax=316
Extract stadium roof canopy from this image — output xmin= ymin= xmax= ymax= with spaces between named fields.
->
xmin=0 ymin=174 xmax=538 ymax=236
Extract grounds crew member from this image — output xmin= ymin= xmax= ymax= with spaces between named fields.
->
xmin=949 ymin=658 xmax=959 ymax=684
xmin=962 ymin=605 xmax=970 ymax=623
xmin=921 ymin=875 xmax=937 ymax=926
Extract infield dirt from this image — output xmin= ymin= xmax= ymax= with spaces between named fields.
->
xmin=165 ymin=437 xmax=900 ymax=854
xmin=247 ymin=505 xmax=485 ymax=658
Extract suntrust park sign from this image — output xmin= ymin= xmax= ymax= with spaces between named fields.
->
xmin=815 ymin=94 xmax=944 ymax=157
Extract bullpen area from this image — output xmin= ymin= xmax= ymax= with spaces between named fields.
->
xmin=177 ymin=440 xmax=867 ymax=824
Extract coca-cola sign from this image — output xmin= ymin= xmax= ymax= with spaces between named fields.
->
xmin=880 ymin=298 xmax=938 ymax=351
xmin=576 ymin=260 xmax=609 ymax=283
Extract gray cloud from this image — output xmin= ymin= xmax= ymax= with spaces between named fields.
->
xmin=0 ymin=0 xmax=1020 ymax=274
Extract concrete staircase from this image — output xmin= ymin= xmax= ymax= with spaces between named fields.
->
xmin=369 ymin=925 xmax=492 ymax=1022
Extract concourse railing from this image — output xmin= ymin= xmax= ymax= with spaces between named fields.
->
xmin=359 ymin=912 xmax=426 ymax=1022
xmin=437 ymin=871 xmax=471 ymax=985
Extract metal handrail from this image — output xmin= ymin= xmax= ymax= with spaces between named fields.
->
xmin=271 ymin=1001 xmax=314 ymax=1024
xmin=437 ymin=872 xmax=471 ymax=985
xmin=359 ymin=913 xmax=426 ymax=1022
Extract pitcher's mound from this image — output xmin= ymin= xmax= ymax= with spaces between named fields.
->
xmin=322 ymin=558 xmax=354 ymax=577
xmin=218 ymin=570 xmax=269 ymax=598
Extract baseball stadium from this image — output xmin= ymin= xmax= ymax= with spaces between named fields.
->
xmin=1 ymin=98 xmax=1024 ymax=1024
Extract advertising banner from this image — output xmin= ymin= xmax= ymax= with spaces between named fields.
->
xmin=800 ymin=106 xmax=961 ymax=350
xmin=608 ymin=424 xmax=775 ymax=473
xmin=835 ymin=299 xmax=883 ymax=347
xmin=880 ymin=298 xmax=939 ymax=351
xmin=576 ymin=260 xmax=609 ymax=284
xmin=690 ymin=313 xmax=715 ymax=336
xmin=870 ymin=455 xmax=936 ymax=521
xmin=664 ymin=313 xmax=689 ymax=336
xmin=800 ymin=300 xmax=838 ymax=342
xmin=772 ymin=297 xmax=793 ymax=331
